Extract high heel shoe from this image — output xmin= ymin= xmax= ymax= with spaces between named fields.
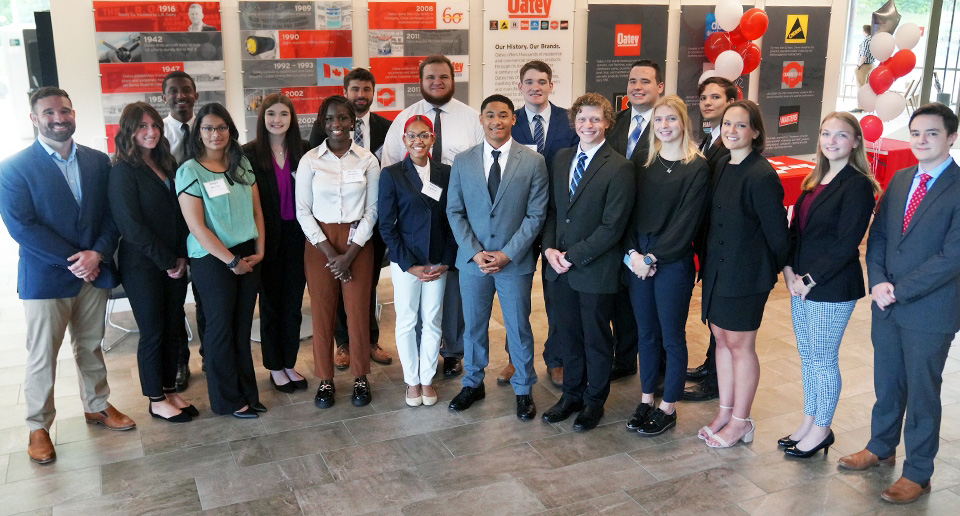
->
xmin=706 ymin=414 xmax=754 ymax=448
xmin=698 ymin=405 xmax=732 ymax=440
xmin=149 ymin=403 xmax=191 ymax=423
xmin=777 ymin=435 xmax=800 ymax=447
xmin=784 ymin=430 xmax=835 ymax=458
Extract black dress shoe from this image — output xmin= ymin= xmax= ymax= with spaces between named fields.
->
xmin=149 ymin=404 xmax=191 ymax=423
xmin=449 ymin=384 xmax=485 ymax=411
xmin=180 ymin=404 xmax=199 ymax=417
xmin=626 ymin=402 xmax=655 ymax=430
xmin=289 ymin=371 xmax=308 ymax=390
xmin=572 ymin=405 xmax=604 ymax=432
xmin=516 ymin=395 xmax=536 ymax=420
xmin=232 ymin=407 xmax=258 ymax=419
xmin=542 ymin=398 xmax=583 ymax=423
xmin=443 ymin=357 xmax=462 ymax=378
xmin=250 ymin=402 xmax=267 ymax=413
xmin=175 ymin=363 xmax=190 ymax=392
xmin=686 ymin=363 xmax=709 ymax=380
xmin=778 ymin=435 xmax=800 ymax=447
xmin=352 ymin=376 xmax=372 ymax=407
xmin=314 ymin=380 xmax=335 ymax=409
xmin=683 ymin=379 xmax=719 ymax=401
xmin=784 ymin=431 xmax=835 ymax=458
xmin=270 ymin=374 xmax=296 ymax=394
xmin=609 ymin=365 xmax=637 ymax=382
xmin=637 ymin=408 xmax=677 ymax=436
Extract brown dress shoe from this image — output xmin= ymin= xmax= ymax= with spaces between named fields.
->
xmin=370 ymin=345 xmax=393 ymax=365
xmin=497 ymin=363 xmax=515 ymax=385
xmin=28 ymin=428 xmax=55 ymax=464
xmin=334 ymin=346 xmax=350 ymax=370
xmin=838 ymin=448 xmax=895 ymax=470
xmin=881 ymin=476 xmax=931 ymax=504
xmin=548 ymin=367 xmax=563 ymax=388
xmin=84 ymin=404 xmax=136 ymax=431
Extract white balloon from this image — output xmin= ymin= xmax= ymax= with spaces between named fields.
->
xmin=715 ymin=0 xmax=743 ymax=32
xmin=857 ymin=84 xmax=878 ymax=112
xmin=875 ymin=91 xmax=906 ymax=121
xmin=870 ymin=32 xmax=896 ymax=62
xmin=714 ymin=50 xmax=744 ymax=80
xmin=699 ymin=69 xmax=719 ymax=84
xmin=895 ymin=23 xmax=922 ymax=50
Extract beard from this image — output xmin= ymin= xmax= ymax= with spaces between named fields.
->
xmin=350 ymin=97 xmax=371 ymax=115
xmin=39 ymin=122 xmax=75 ymax=143
xmin=421 ymin=86 xmax=455 ymax=106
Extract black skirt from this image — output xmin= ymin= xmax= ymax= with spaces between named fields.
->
xmin=704 ymin=291 xmax=770 ymax=332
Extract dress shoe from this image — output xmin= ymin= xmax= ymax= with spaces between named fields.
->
xmin=637 ymin=408 xmax=677 ymax=436
xmin=784 ymin=430 xmax=834 ymax=458
xmin=442 ymin=357 xmax=462 ymax=377
xmin=838 ymin=448 xmax=895 ymax=470
xmin=548 ymin=367 xmax=563 ymax=388
xmin=232 ymin=407 xmax=258 ymax=419
xmin=180 ymin=404 xmax=199 ymax=417
xmin=686 ymin=363 xmax=709 ymax=380
xmin=541 ymin=398 xmax=583 ymax=423
xmin=370 ymin=345 xmax=393 ymax=365
xmin=881 ymin=476 xmax=930 ymax=504
xmin=626 ymin=402 xmax=655 ymax=430
xmin=683 ymin=379 xmax=719 ymax=401
xmin=706 ymin=415 xmax=755 ymax=448
xmin=334 ymin=346 xmax=350 ymax=370
xmin=421 ymin=387 xmax=438 ymax=406
xmin=84 ymin=404 xmax=136 ymax=431
xmin=270 ymin=373 xmax=296 ymax=394
xmin=175 ymin=363 xmax=190 ymax=392
xmin=149 ymin=403 xmax=191 ymax=423
xmin=289 ymin=371 xmax=308 ymax=390
xmin=27 ymin=429 xmax=55 ymax=464
xmin=516 ymin=394 xmax=536 ymax=420
xmin=314 ymin=380 xmax=335 ymax=409
xmin=497 ymin=363 xmax=515 ymax=385
xmin=250 ymin=402 xmax=268 ymax=413
xmin=572 ymin=405 xmax=604 ymax=432
xmin=405 ymin=385 xmax=422 ymax=407
xmin=449 ymin=384 xmax=485 ymax=411
xmin=352 ymin=376 xmax=372 ymax=407
xmin=609 ymin=365 xmax=637 ymax=382
xmin=777 ymin=435 xmax=799 ymax=448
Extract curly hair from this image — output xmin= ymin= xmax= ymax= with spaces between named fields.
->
xmin=112 ymin=102 xmax=178 ymax=173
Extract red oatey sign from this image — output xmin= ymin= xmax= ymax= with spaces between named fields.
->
xmin=99 ymin=62 xmax=183 ymax=93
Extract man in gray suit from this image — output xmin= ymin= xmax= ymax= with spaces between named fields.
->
xmin=839 ymin=103 xmax=960 ymax=504
xmin=446 ymin=94 xmax=549 ymax=420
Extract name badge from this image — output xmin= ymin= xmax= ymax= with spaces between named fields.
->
xmin=343 ymin=169 xmax=364 ymax=183
xmin=203 ymin=178 xmax=230 ymax=198
xmin=523 ymin=144 xmax=538 ymax=152
xmin=422 ymin=182 xmax=442 ymax=201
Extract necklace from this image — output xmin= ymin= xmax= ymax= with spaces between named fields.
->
xmin=657 ymin=155 xmax=677 ymax=174
xmin=271 ymin=146 xmax=286 ymax=163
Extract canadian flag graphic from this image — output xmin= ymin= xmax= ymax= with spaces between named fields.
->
xmin=323 ymin=63 xmax=350 ymax=79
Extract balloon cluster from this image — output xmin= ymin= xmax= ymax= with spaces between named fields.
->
xmin=859 ymin=23 xmax=922 ymax=142
xmin=700 ymin=0 xmax=769 ymax=86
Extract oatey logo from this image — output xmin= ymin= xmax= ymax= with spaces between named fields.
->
xmin=781 ymin=61 xmax=803 ymax=89
xmin=452 ymin=61 xmax=464 ymax=75
xmin=615 ymin=25 xmax=642 ymax=57
xmin=779 ymin=105 xmax=800 ymax=133
xmin=508 ymin=0 xmax=552 ymax=19
xmin=377 ymin=88 xmax=396 ymax=107
xmin=785 ymin=15 xmax=808 ymax=43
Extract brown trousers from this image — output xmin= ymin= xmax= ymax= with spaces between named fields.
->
xmin=304 ymin=222 xmax=373 ymax=379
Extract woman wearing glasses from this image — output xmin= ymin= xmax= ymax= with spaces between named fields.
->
xmin=176 ymin=103 xmax=266 ymax=418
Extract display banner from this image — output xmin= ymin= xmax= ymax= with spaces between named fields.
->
xmin=93 ymin=1 xmax=225 ymax=153
xmin=239 ymin=1 xmax=353 ymax=137
xmin=368 ymin=1 xmax=469 ymax=120
xmin=757 ymin=6 xmax=831 ymax=155
xmin=585 ymin=3 xmax=668 ymax=112
xmin=483 ymin=0 xmax=575 ymax=107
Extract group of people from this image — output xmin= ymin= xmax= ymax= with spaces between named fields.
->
xmin=1 ymin=52 xmax=958 ymax=506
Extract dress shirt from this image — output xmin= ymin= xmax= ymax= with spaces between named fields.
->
xmin=628 ymin=106 xmax=653 ymax=141
xmin=905 ymin=157 xmax=954 ymax=215
xmin=708 ymin=125 xmax=722 ymax=147
xmin=525 ymin=103 xmax=551 ymax=144
xmin=295 ymin=141 xmax=380 ymax=247
xmin=482 ymin=139 xmax=513 ymax=180
xmin=351 ymin=112 xmax=371 ymax=150
xmin=567 ymin=140 xmax=605 ymax=187
xmin=858 ymin=36 xmax=875 ymax=64
xmin=414 ymin=162 xmax=430 ymax=186
xmin=381 ymin=98 xmax=483 ymax=167
xmin=163 ymin=114 xmax=195 ymax=163
xmin=37 ymin=138 xmax=81 ymax=203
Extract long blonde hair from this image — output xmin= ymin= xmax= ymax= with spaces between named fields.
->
xmin=644 ymin=95 xmax=701 ymax=167
xmin=801 ymin=111 xmax=881 ymax=194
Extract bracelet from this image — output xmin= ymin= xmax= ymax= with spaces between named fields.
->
xmin=226 ymin=254 xmax=241 ymax=269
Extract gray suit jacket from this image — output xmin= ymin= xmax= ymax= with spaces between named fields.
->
xmin=446 ymin=140 xmax=549 ymax=276
xmin=865 ymin=160 xmax=960 ymax=333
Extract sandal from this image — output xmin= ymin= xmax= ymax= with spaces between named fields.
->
xmin=706 ymin=414 xmax=754 ymax=448
xmin=698 ymin=405 xmax=732 ymax=440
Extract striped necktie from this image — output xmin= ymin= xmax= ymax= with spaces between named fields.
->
xmin=533 ymin=114 xmax=545 ymax=155
xmin=570 ymin=152 xmax=587 ymax=199
xmin=626 ymin=114 xmax=644 ymax=159
xmin=354 ymin=118 xmax=364 ymax=148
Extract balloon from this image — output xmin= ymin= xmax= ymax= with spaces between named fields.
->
xmin=704 ymin=31 xmax=732 ymax=63
xmin=739 ymin=8 xmax=769 ymax=40
xmin=858 ymin=84 xmax=878 ymax=112
xmin=870 ymin=32 xmax=896 ymax=62
xmin=871 ymin=0 xmax=901 ymax=35
xmin=728 ymin=27 xmax=747 ymax=48
xmin=895 ymin=22 xmax=921 ymax=50
xmin=869 ymin=65 xmax=895 ymax=94
xmin=861 ymin=115 xmax=883 ymax=142
xmin=739 ymin=43 xmax=761 ymax=74
xmin=736 ymin=85 xmax=743 ymax=100
xmin=875 ymin=91 xmax=906 ymax=121
xmin=715 ymin=50 xmax=744 ymax=80
xmin=888 ymin=49 xmax=916 ymax=77
xmin=715 ymin=0 xmax=744 ymax=32
xmin=699 ymin=69 xmax=719 ymax=85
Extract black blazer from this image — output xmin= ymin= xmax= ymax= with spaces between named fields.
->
xmin=108 ymin=160 xmax=188 ymax=272
xmin=378 ymin=156 xmax=457 ymax=271
xmin=702 ymin=134 xmax=730 ymax=172
xmin=787 ymin=165 xmax=876 ymax=302
xmin=694 ymin=135 xmax=731 ymax=278
xmin=308 ymin=112 xmax=391 ymax=157
xmin=701 ymin=151 xmax=790 ymax=305
xmin=609 ymin=107 xmax=652 ymax=167
xmin=512 ymin=103 xmax=579 ymax=173
xmin=543 ymin=143 xmax=635 ymax=294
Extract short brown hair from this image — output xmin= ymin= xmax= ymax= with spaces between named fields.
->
xmin=344 ymin=67 xmax=375 ymax=89
xmin=29 ymin=87 xmax=70 ymax=111
xmin=418 ymin=54 xmax=454 ymax=80
xmin=568 ymin=93 xmax=615 ymax=129
xmin=697 ymin=76 xmax=737 ymax=101
xmin=519 ymin=60 xmax=552 ymax=82
xmin=722 ymin=100 xmax=766 ymax=154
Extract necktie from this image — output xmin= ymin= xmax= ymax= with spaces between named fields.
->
xmin=570 ymin=152 xmax=587 ymax=199
xmin=432 ymin=107 xmax=443 ymax=163
xmin=626 ymin=114 xmax=644 ymax=159
xmin=354 ymin=118 xmax=364 ymax=148
xmin=903 ymin=173 xmax=932 ymax=233
xmin=533 ymin=114 xmax=545 ymax=155
xmin=180 ymin=122 xmax=190 ymax=162
xmin=488 ymin=150 xmax=501 ymax=202
xmin=700 ymin=134 xmax=711 ymax=153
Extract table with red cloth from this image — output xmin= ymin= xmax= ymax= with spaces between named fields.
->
xmin=866 ymin=138 xmax=917 ymax=190
xmin=767 ymin=155 xmax=815 ymax=216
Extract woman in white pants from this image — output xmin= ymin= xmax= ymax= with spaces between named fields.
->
xmin=378 ymin=115 xmax=457 ymax=406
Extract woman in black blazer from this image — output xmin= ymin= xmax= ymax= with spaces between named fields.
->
xmin=700 ymin=100 xmax=789 ymax=448
xmin=109 ymin=102 xmax=195 ymax=423
xmin=241 ymin=93 xmax=311 ymax=394
xmin=779 ymin=112 xmax=880 ymax=457
xmin=378 ymin=115 xmax=456 ymax=407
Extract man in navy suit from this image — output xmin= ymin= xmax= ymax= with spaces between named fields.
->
xmin=0 ymin=87 xmax=135 ymax=465
xmin=507 ymin=60 xmax=579 ymax=388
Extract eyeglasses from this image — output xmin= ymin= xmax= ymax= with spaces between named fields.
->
xmin=200 ymin=125 xmax=231 ymax=134
xmin=404 ymin=132 xmax=434 ymax=141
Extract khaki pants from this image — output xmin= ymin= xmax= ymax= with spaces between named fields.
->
xmin=23 ymin=282 xmax=110 ymax=431
xmin=855 ymin=64 xmax=873 ymax=108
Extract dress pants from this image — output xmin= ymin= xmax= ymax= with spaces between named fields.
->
xmin=460 ymin=272 xmax=536 ymax=394
xmin=553 ymin=274 xmax=615 ymax=406
xmin=540 ymin=255 xmax=562 ymax=369
xmin=259 ymin=219 xmax=306 ymax=370
xmin=791 ymin=297 xmax=856 ymax=426
xmin=304 ymin=222 xmax=373 ymax=380
xmin=190 ymin=240 xmax=260 ymax=415
xmin=866 ymin=315 xmax=953 ymax=485
xmin=178 ymin=280 xmax=204 ymax=364
xmin=612 ymin=284 xmax=639 ymax=370
xmin=334 ymin=228 xmax=386 ymax=347
xmin=23 ymin=282 xmax=110 ymax=431
xmin=390 ymin=262 xmax=446 ymax=386
xmin=438 ymin=268 xmax=465 ymax=359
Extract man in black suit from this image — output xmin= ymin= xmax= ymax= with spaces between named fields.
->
xmin=839 ymin=103 xmax=960 ymax=504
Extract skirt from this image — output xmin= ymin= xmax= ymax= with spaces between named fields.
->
xmin=704 ymin=291 xmax=770 ymax=332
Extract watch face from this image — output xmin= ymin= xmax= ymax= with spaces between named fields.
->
xmin=643 ymin=256 xmax=653 ymax=265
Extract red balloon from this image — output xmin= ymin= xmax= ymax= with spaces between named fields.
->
xmin=740 ymin=43 xmax=762 ymax=74
xmin=704 ymin=32 xmax=732 ymax=63
xmin=861 ymin=115 xmax=883 ymax=142
xmin=739 ymin=8 xmax=769 ymax=40
xmin=736 ymin=86 xmax=743 ymax=100
xmin=889 ymin=49 xmax=916 ymax=77
xmin=728 ymin=27 xmax=747 ymax=47
xmin=869 ymin=65 xmax=895 ymax=94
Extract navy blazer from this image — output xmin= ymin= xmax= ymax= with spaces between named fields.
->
xmin=609 ymin=107 xmax=653 ymax=168
xmin=378 ymin=156 xmax=457 ymax=271
xmin=512 ymin=103 xmax=579 ymax=173
xmin=0 ymin=140 xmax=119 ymax=299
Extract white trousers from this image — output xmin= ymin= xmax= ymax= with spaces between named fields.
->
xmin=390 ymin=262 xmax=446 ymax=386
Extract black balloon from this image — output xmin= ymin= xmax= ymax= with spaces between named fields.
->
xmin=871 ymin=0 xmax=901 ymax=35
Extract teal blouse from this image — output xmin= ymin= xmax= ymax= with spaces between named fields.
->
xmin=175 ymin=157 xmax=258 ymax=258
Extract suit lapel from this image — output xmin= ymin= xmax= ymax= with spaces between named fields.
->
xmin=903 ymin=162 xmax=958 ymax=239
xmin=570 ymin=144 xmax=609 ymax=206
xmin=553 ymin=148 xmax=575 ymax=213
xmin=805 ymin=166 xmax=853 ymax=219
xmin=514 ymin=109 xmax=534 ymax=143
xmin=469 ymin=145 xmax=494 ymax=209
xmin=492 ymin=143 xmax=522 ymax=209
xmin=543 ymin=103 xmax=564 ymax=153
xmin=401 ymin=157 xmax=430 ymax=208
xmin=31 ymin=141 xmax=80 ymax=214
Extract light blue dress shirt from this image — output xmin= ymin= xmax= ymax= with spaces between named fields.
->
xmin=38 ymin=138 xmax=81 ymax=203
xmin=904 ymin=157 xmax=954 ymax=216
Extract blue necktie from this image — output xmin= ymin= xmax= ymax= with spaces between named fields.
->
xmin=533 ymin=114 xmax=545 ymax=155
xmin=626 ymin=114 xmax=643 ymax=159
xmin=354 ymin=118 xmax=364 ymax=148
xmin=570 ymin=152 xmax=587 ymax=199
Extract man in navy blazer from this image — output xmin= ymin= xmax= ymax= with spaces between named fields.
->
xmin=839 ymin=103 xmax=960 ymax=504
xmin=0 ymin=87 xmax=134 ymax=465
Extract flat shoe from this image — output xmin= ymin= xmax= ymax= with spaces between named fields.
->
xmin=232 ymin=407 xmax=259 ymax=419
xmin=180 ymin=404 xmax=199 ymax=417
xmin=149 ymin=404 xmax=191 ymax=423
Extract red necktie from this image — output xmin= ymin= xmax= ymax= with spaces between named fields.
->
xmin=902 ymin=173 xmax=932 ymax=234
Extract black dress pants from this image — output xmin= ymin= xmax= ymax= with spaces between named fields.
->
xmin=612 ymin=284 xmax=639 ymax=370
xmin=178 ymin=280 xmax=205 ymax=363
xmin=258 ymin=219 xmax=306 ymax=370
xmin=553 ymin=275 xmax=615 ymax=406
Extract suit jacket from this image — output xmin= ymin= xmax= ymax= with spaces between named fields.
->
xmin=512 ymin=103 xmax=579 ymax=173
xmin=308 ymin=112 xmax=391 ymax=158
xmin=0 ymin=140 xmax=119 ymax=299
xmin=693 ymin=134 xmax=731 ymax=279
xmin=543 ymin=143 xmax=634 ymax=294
xmin=787 ymin=165 xmax=876 ymax=302
xmin=378 ymin=157 xmax=457 ymax=271
xmin=446 ymin=140 xmax=549 ymax=276
xmin=609 ymin=107 xmax=652 ymax=167
xmin=866 ymin=160 xmax=960 ymax=333
xmin=701 ymin=133 xmax=730 ymax=172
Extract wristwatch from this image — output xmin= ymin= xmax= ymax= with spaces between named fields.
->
xmin=226 ymin=254 xmax=242 ymax=269
xmin=643 ymin=254 xmax=655 ymax=266
xmin=801 ymin=274 xmax=817 ymax=288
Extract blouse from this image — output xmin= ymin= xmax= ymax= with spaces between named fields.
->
xmin=175 ymin=157 xmax=258 ymax=258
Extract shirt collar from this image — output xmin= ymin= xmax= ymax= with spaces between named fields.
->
xmin=525 ymin=103 xmax=551 ymax=123
xmin=357 ymin=111 xmax=370 ymax=124
xmin=917 ymin=156 xmax=955 ymax=180
xmin=37 ymin=138 xmax=77 ymax=162
xmin=484 ymin=137 xmax=513 ymax=157
xmin=317 ymin=139 xmax=359 ymax=158
xmin=631 ymin=105 xmax=654 ymax=123
xmin=166 ymin=114 xmax=195 ymax=128
xmin=576 ymin=140 xmax=605 ymax=162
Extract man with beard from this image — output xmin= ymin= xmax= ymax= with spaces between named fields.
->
xmin=382 ymin=54 xmax=484 ymax=377
xmin=0 ymin=87 xmax=135 ymax=465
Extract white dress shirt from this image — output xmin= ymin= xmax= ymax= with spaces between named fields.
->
xmin=628 ymin=106 xmax=653 ymax=138
xmin=709 ymin=124 xmax=722 ymax=147
xmin=525 ymin=103 xmax=551 ymax=143
xmin=381 ymin=98 xmax=483 ymax=167
xmin=352 ymin=111 xmax=371 ymax=150
xmin=163 ymin=114 xmax=195 ymax=163
xmin=414 ymin=162 xmax=430 ymax=185
xmin=483 ymin=138 xmax=513 ymax=180
xmin=568 ymin=140 xmax=605 ymax=187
